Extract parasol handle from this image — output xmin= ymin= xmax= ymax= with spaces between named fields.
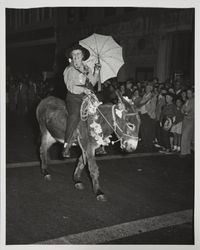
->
xmin=97 ymin=55 xmax=101 ymax=92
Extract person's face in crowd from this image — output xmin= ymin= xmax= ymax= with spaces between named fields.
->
xmin=176 ymin=99 xmax=182 ymax=108
xmin=137 ymin=82 xmax=141 ymax=88
xmin=175 ymin=82 xmax=181 ymax=91
xmin=133 ymin=85 xmax=137 ymax=90
xmin=71 ymin=49 xmax=84 ymax=68
xmin=141 ymin=87 xmax=145 ymax=94
xmin=154 ymin=87 xmax=158 ymax=95
xmin=161 ymin=89 xmax=167 ymax=96
xmin=120 ymin=85 xmax=125 ymax=93
xmin=165 ymin=94 xmax=173 ymax=104
xmin=153 ymin=79 xmax=157 ymax=84
xmin=145 ymin=85 xmax=152 ymax=94
xmin=126 ymin=82 xmax=132 ymax=90
xmin=187 ymin=89 xmax=194 ymax=99
xmin=109 ymin=85 xmax=114 ymax=91
xmin=168 ymin=88 xmax=174 ymax=94
xmin=133 ymin=89 xmax=139 ymax=97
xmin=181 ymin=91 xmax=187 ymax=100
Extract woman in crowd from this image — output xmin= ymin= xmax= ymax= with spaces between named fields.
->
xmin=181 ymin=90 xmax=187 ymax=103
xmin=154 ymin=88 xmax=166 ymax=147
xmin=159 ymin=92 xmax=177 ymax=153
xmin=119 ymin=84 xmax=126 ymax=96
xmin=138 ymin=83 xmax=157 ymax=152
xmin=125 ymin=80 xmax=133 ymax=98
xmin=131 ymin=88 xmax=141 ymax=108
xmin=170 ymin=98 xmax=184 ymax=152
xmin=180 ymin=88 xmax=194 ymax=157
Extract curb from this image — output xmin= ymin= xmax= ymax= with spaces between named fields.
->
xmin=6 ymin=152 xmax=175 ymax=169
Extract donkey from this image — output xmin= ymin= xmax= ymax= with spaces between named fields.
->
xmin=36 ymin=92 xmax=140 ymax=201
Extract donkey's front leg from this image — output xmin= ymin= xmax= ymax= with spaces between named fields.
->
xmin=74 ymin=154 xmax=86 ymax=190
xmin=87 ymin=146 xmax=106 ymax=202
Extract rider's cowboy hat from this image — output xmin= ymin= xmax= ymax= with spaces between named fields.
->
xmin=67 ymin=44 xmax=90 ymax=61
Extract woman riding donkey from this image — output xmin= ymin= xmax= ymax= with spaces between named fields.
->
xmin=62 ymin=44 xmax=101 ymax=158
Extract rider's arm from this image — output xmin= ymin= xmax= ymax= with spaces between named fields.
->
xmin=86 ymin=63 xmax=102 ymax=86
xmin=87 ymin=68 xmax=100 ymax=86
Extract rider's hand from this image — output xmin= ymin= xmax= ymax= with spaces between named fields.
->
xmin=94 ymin=63 xmax=101 ymax=71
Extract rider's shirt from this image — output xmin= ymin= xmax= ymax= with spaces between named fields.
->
xmin=63 ymin=64 xmax=97 ymax=95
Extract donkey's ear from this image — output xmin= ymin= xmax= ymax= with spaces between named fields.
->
xmin=115 ymin=90 xmax=126 ymax=111
xmin=115 ymin=90 xmax=124 ymax=104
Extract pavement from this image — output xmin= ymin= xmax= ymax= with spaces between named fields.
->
xmin=6 ymin=155 xmax=194 ymax=244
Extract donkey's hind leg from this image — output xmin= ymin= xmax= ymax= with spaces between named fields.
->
xmin=74 ymin=154 xmax=86 ymax=190
xmin=40 ymin=131 xmax=56 ymax=181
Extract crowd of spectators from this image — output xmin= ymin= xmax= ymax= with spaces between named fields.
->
xmin=97 ymin=77 xmax=194 ymax=157
xmin=6 ymin=73 xmax=55 ymax=116
xmin=6 ymin=72 xmax=194 ymax=158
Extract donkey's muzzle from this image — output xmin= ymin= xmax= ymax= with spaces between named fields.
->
xmin=124 ymin=138 xmax=138 ymax=152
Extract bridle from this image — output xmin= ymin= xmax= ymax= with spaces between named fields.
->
xmin=80 ymin=93 xmax=139 ymax=149
xmin=111 ymin=105 xmax=139 ymax=144
xmin=95 ymin=104 xmax=139 ymax=149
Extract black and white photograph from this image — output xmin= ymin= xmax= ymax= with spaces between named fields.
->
xmin=1 ymin=0 xmax=199 ymax=248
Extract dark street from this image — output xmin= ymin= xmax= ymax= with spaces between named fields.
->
xmin=6 ymin=154 xmax=194 ymax=244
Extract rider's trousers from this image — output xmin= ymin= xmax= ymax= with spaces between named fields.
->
xmin=64 ymin=91 xmax=84 ymax=145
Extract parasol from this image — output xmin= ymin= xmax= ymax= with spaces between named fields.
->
xmin=79 ymin=33 xmax=124 ymax=91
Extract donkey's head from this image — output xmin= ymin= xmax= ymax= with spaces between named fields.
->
xmin=113 ymin=90 xmax=141 ymax=152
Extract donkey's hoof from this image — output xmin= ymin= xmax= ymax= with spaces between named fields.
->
xmin=75 ymin=182 xmax=84 ymax=190
xmin=96 ymin=194 xmax=107 ymax=202
xmin=44 ymin=174 xmax=51 ymax=181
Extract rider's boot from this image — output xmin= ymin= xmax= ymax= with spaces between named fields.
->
xmin=62 ymin=142 xmax=71 ymax=158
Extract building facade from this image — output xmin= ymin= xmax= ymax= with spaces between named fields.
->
xmin=6 ymin=8 xmax=56 ymax=75
xmin=6 ymin=7 xmax=194 ymax=83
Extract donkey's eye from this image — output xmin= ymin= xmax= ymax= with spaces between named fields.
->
xmin=127 ymin=123 xmax=135 ymax=131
